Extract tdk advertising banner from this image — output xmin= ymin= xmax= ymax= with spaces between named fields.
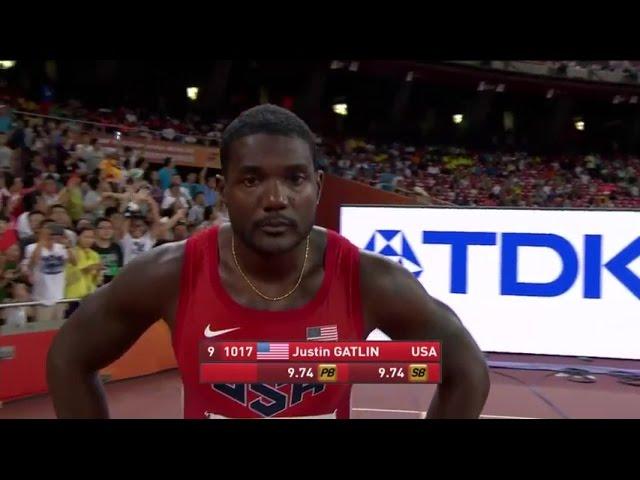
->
xmin=340 ymin=206 xmax=640 ymax=360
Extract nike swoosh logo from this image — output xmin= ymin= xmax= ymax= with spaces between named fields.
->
xmin=204 ymin=325 xmax=241 ymax=338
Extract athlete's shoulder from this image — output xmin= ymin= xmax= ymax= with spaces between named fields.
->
xmin=115 ymin=240 xmax=187 ymax=287
xmin=359 ymin=248 xmax=422 ymax=297
xmin=80 ymin=240 xmax=188 ymax=331
xmin=315 ymin=226 xmax=356 ymax=250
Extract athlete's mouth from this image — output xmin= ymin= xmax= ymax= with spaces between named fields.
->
xmin=259 ymin=223 xmax=291 ymax=234
xmin=256 ymin=216 xmax=296 ymax=233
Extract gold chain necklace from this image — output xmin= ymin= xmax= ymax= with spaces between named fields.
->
xmin=231 ymin=233 xmax=310 ymax=301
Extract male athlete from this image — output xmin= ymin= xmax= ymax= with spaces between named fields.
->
xmin=47 ymin=105 xmax=489 ymax=419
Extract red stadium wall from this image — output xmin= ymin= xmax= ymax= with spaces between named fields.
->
xmin=316 ymin=174 xmax=418 ymax=232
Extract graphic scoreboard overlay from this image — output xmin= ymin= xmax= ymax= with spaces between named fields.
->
xmin=199 ymin=341 xmax=442 ymax=384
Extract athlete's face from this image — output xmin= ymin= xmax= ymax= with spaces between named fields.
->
xmin=221 ymin=134 xmax=322 ymax=255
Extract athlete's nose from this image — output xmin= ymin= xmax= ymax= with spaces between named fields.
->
xmin=262 ymin=178 xmax=288 ymax=211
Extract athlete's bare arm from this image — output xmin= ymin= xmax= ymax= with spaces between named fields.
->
xmin=46 ymin=242 xmax=185 ymax=418
xmin=360 ymin=251 xmax=490 ymax=419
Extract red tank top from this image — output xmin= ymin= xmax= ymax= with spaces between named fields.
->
xmin=173 ymin=226 xmax=364 ymax=419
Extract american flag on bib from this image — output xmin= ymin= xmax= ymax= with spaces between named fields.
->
xmin=306 ymin=325 xmax=338 ymax=341
xmin=256 ymin=342 xmax=290 ymax=360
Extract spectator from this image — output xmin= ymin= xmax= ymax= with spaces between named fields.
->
xmin=188 ymin=192 xmax=206 ymax=226
xmin=77 ymin=137 xmax=103 ymax=174
xmin=122 ymin=146 xmax=137 ymax=171
xmin=48 ymin=204 xmax=77 ymax=246
xmin=162 ymin=183 xmax=190 ymax=211
xmin=41 ymin=175 xmax=60 ymax=206
xmin=0 ymin=243 xmax=23 ymax=302
xmin=0 ymin=105 xmax=12 ymax=134
xmin=120 ymin=213 xmax=156 ymax=265
xmin=118 ymin=192 xmax=168 ymax=264
xmin=196 ymin=205 xmax=216 ymax=232
xmin=82 ymin=176 xmax=103 ymax=220
xmin=22 ymin=221 xmax=76 ymax=321
xmin=211 ymin=196 xmax=229 ymax=227
xmin=92 ymin=217 xmax=123 ymax=284
xmin=1 ymin=280 xmax=33 ymax=328
xmin=173 ymin=221 xmax=189 ymax=241
xmin=183 ymin=172 xmax=203 ymax=198
xmin=127 ymin=157 xmax=147 ymax=181
xmin=58 ymin=175 xmax=84 ymax=222
xmin=64 ymin=226 xmax=101 ymax=315
xmin=154 ymin=209 xmax=187 ymax=246
xmin=144 ymin=169 xmax=164 ymax=205
xmin=0 ymin=133 xmax=12 ymax=171
xmin=19 ymin=211 xmax=46 ymax=252
xmin=199 ymin=167 xmax=218 ymax=207
xmin=105 ymin=206 xmax=126 ymax=241
xmin=158 ymin=157 xmax=176 ymax=190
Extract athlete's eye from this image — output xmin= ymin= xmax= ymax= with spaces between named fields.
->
xmin=243 ymin=176 xmax=258 ymax=187
xmin=289 ymin=173 xmax=306 ymax=185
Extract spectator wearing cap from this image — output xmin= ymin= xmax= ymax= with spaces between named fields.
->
xmin=118 ymin=191 xmax=182 ymax=264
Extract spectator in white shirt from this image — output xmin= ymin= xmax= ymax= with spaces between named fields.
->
xmin=117 ymin=192 xmax=180 ymax=264
xmin=161 ymin=183 xmax=190 ymax=211
xmin=22 ymin=221 xmax=76 ymax=321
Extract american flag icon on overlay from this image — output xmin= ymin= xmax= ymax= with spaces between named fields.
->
xmin=306 ymin=325 xmax=338 ymax=341
xmin=256 ymin=342 xmax=290 ymax=360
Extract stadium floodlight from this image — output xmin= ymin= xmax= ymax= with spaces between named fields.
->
xmin=333 ymin=103 xmax=348 ymax=116
xmin=453 ymin=114 xmax=463 ymax=124
xmin=186 ymin=87 xmax=199 ymax=101
xmin=0 ymin=61 xmax=16 ymax=70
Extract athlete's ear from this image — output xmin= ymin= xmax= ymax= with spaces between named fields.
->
xmin=315 ymin=169 xmax=324 ymax=205
xmin=217 ymin=174 xmax=226 ymax=202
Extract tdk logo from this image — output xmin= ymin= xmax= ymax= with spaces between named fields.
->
xmin=421 ymin=231 xmax=640 ymax=299
xmin=365 ymin=230 xmax=423 ymax=278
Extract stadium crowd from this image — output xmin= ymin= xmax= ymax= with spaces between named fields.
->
xmin=0 ymin=103 xmax=228 ymax=327
xmin=324 ymin=141 xmax=640 ymax=209
xmin=1 ymin=96 xmax=639 ymax=328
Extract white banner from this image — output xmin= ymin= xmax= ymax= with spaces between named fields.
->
xmin=340 ymin=206 xmax=640 ymax=360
